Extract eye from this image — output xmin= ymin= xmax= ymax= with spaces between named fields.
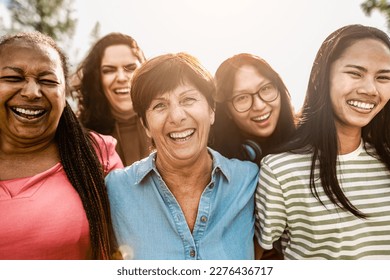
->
xmin=233 ymin=94 xmax=250 ymax=103
xmin=124 ymin=64 xmax=137 ymax=72
xmin=39 ymin=79 xmax=60 ymax=86
xmin=151 ymin=102 xmax=167 ymax=111
xmin=0 ymin=75 xmax=24 ymax=83
xmin=101 ymin=68 xmax=116 ymax=74
xmin=377 ymin=75 xmax=390 ymax=82
xmin=260 ymin=86 xmax=271 ymax=94
xmin=260 ymin=83 xmax=275 ymax=92
xmin=346 ymin=71 xmax=361 ymax=78
xmin=181 ymin=97 xmax=197 ymax=105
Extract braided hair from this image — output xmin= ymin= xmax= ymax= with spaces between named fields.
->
xmin=0 ymin=31 xmax=119 ymax=259
xmin=56 ymin=103 xmax=119 ymax=259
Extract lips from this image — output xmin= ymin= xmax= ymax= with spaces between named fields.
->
xmin=169 ymin=129 xmax=195 ymax=141
xmin=11 ymin=106 xmax=47 ymax=120
xmin=113 ymin=88 xmax=130 ymax=95
xmin=251 ymin=112 xmax=271 ymax=122
xmin=347 ymin=100 xmax=376 ymax=111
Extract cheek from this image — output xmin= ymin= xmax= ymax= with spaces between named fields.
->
xmin=273 ymin=98 xmax=282 ymax=120
xmin=230 ymin=110 xmax=250 ymax=130
xmin=144 ymin=113 xmax=163 ymax=139
xmin=101 ymin=75 xmax=112 ymax=93
xmin=379 ymin=85 xmax=390 ymax=102
xmin=227 ymin=105 xmax=241 ymax=121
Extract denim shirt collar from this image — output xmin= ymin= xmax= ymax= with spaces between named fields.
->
xmin=134 ymin=148 xmax=230 ymax=184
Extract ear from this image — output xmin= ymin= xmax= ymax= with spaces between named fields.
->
xmin=140 ymin=118 xmax=152 ymax=138
xmin=210 ymin=107 xmax=215 ymax=125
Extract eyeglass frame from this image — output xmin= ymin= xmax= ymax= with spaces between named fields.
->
xmin=227 ymin=82 xmax=279 ymax=113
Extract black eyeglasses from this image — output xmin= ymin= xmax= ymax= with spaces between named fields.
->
xmin=229 ymin=83 xmax=279 ymax=113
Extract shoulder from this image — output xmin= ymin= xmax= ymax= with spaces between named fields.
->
xmin=89 ymin=131 xmax=117 ymax=148
xmin=209 ymin=148 xmax=259 ymax=179
xmin=261 ymin=151 xmax=312 ymax=172
xmin=105 ymin=153 xmax=154 ymax=187
xmin=88 ymin=131 xmax=124 ymax=172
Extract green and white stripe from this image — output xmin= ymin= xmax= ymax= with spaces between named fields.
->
xmin=255 ymin=142 xmax=390 ymax=259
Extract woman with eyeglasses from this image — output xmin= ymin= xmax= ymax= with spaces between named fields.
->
xmin=210 ymin=53 xmax=296 ymax=165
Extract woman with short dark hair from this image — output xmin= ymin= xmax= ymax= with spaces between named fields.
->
xmin=106 ymin=53 xmax=259 ymax=260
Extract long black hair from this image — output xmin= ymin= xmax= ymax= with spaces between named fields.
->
xmin=211 ymin=53 xmax=296 ymax=164
xmin=287 ymin=24 xmax=390 ymax=218
xmin=0 ymin=32 xmax=119 ymax=259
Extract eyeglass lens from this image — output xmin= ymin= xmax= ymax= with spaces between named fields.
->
xmin=232 ymin=83 xmax=278 ymax=112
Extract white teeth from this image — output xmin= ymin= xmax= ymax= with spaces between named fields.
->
xmin=14 ymin=107 xmax=44 ymax=116
xmin=169 ymin=129 xmax=195 ymax=139
xmin=253 ymin=112 xmax=271 ymax=121
xmin=347 ymin=100 xmax=375 ymax=110
xmin=114 ymin=88 xmax=130 ymax=94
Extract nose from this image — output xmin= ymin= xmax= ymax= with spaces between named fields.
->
xmin=251 ymin=94 xmax=267 ymax=110
xmin=21 ymin=79 xmax=42 ymax=100
xmin=358 ymin=77 xmax=378 ymax=96
xmin=117 ymin=68 xmax=130 ymax=82
xmin=168 ymin=104 xmax=187 ymax=124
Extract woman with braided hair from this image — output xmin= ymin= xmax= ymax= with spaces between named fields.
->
xmin=0 ymin=32 xmax=123 ymax=259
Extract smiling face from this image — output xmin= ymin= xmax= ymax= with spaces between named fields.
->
xmin=227 ymin=64 xmax=281 ymax=139
xmin=100 ymin=44 xmax=140 ymax=117
xmin=330 ymin=38 xmax=390 ymax=137
xmin=0 ymin=40 xmax=66 ymax=146
xmin=144 ymin=83 xmax=215 ymax=167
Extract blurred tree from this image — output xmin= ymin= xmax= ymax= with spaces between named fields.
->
xmin=89 ymin=21 xmax=101 ymax=44
xmin=6 ymin=0 xmax=77 ymax=42
xmin=361 ymin=0 xmax=390 ymax=29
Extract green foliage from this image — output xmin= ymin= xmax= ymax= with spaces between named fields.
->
xmin=361 ymin=0 xmax=390 ymax=29
xmin=7 ymin=0 xmax=77 ymax=42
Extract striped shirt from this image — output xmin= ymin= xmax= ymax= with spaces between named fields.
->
xmin=255 ymin=141 xmax=390 ymax=259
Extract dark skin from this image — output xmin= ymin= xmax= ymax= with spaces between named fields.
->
xmin=0 ymin=40 xmax=66 ymax=180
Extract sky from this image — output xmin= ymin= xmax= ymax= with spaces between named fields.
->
xmin=0 ymin=0 xmax=388 ymax=111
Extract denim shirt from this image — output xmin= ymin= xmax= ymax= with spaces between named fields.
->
xmin=106 ymin=148 xmax=259 ymax=260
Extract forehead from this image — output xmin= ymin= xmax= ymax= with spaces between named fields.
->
xmin=337 ymin=38 xmax=390 ymax=65
xmin=0 ymin=40 xmax=64 ymax=73
xmin=156 ymin=82 xmax=198 ymax=98
xmin=101 ymin=44 xmax=139 ymax=64
xmin=233 ymin=64 xmax=270 ymax=90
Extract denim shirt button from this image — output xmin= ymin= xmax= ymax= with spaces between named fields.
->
xmin=209 ymin=183 xmax=214 ymax=189
xmin=190 ymin=249 xmax=196 ymax=257
xmin=200 ymin=216 xmax=208 ymax=223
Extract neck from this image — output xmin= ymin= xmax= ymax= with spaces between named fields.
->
xmin=0 ymin=136 xmax=60 ymax=180
xmin=156 ymin=150 xmax=213 ymax=192
xmin=336 ymin=127 xmax=361 ymax=155
xmin=0 ymin=135 xmax=57 ymax=156
xmin=110 ymin=107 xmax=137 ymax=122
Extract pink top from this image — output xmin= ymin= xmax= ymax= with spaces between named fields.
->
xmin=0 ymin=133 xmax=123 ymax=260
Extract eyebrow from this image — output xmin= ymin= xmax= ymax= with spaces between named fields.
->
xmin=2 ymin=66 xmax=23 ymax=74
xmin=2 ymin=66 xmax=57 ymax=76
xmin=345 ymin=64 xmax=390 ymax=74
xmin=179 ymin=88 xmax=199 ymax=95
xmin=101 ymin=62 xmax=138 ymax=68
xmin=232 ymin=81 xmax=272 ymax=94
xmin=152 ymin=88 xmax=199 ymax=101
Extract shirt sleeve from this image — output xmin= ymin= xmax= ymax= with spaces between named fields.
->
xmin=90 ymin=132 xmax=124 ymax=174
xmin=255 ymin=160 xmax=287 ymax=250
